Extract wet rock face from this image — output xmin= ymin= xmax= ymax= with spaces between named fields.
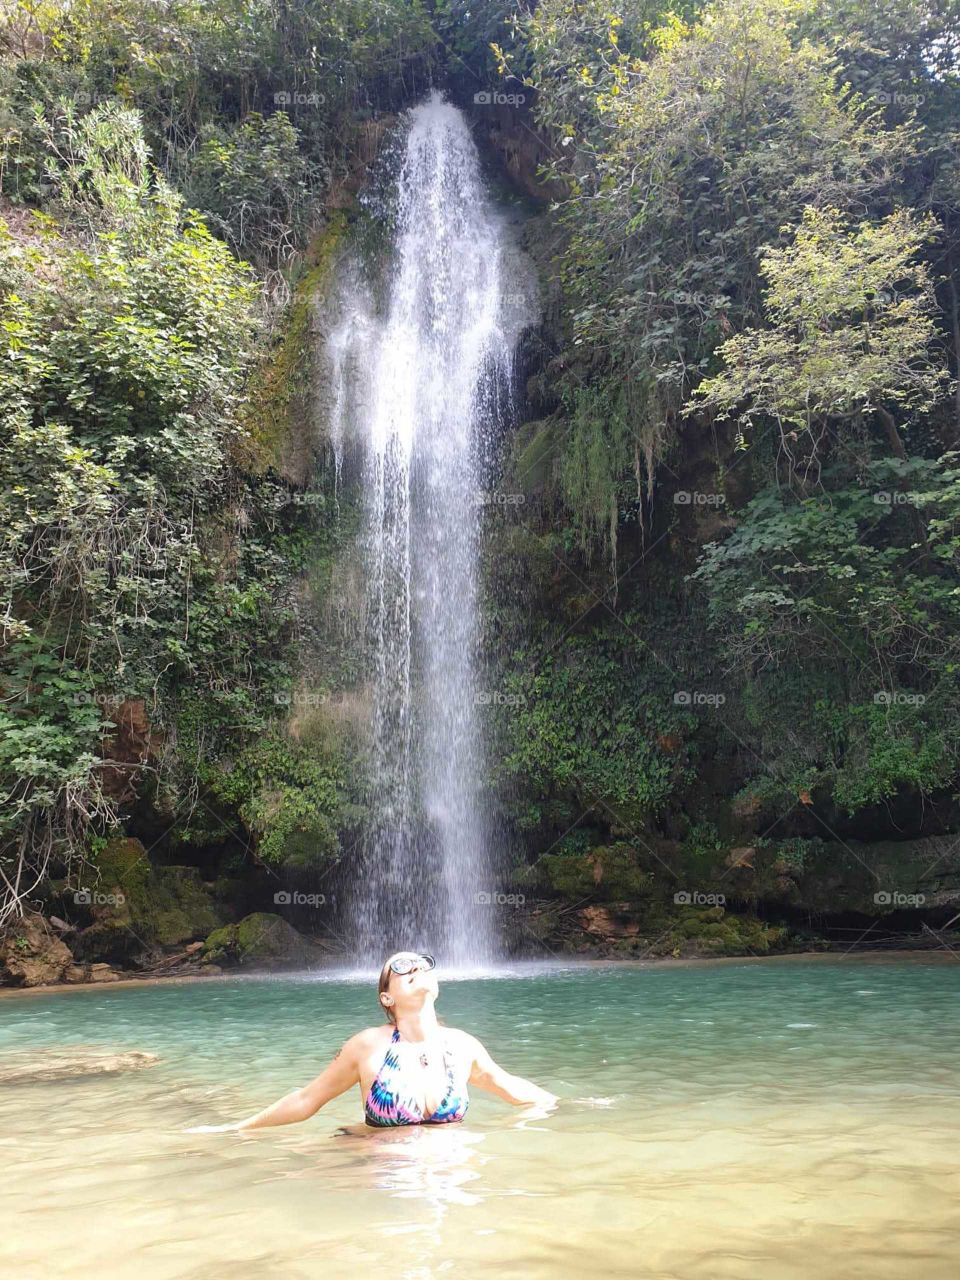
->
xmin=725 ymin=835 xmax=960 ymax=919
xmin=0 ymin=914 xmax=73 ymax=987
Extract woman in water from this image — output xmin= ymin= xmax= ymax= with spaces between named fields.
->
xmin=196 ymin=953 xmax=556 ymax=1131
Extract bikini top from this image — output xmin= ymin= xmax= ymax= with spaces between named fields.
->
xmin=364 ymin=1028 xmax=469 ymax=1127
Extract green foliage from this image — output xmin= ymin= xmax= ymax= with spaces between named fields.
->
xmin=184 ymin=112 xmax=326 ymax=277
xmin=492 ymin=630 xmax=690 ymax=833
xmin=535 ymin=842 xmax=652 ymax=900
xmin=197 ymin=730 xmax=354 ymax=871
xmin=693 ymin=456 xmax=960 ymax=809
xmin=4 ymin=0 xmax=960 ymax=942
xmin=558 ymin=384 xmax=644 ymax=566
xmin=0 ymin=100 xmax=306 ymax=912
xmin=689 ymin=206 xmax=952 ymax=459
xmin=519 ymin=0 xmax=914 ymax=526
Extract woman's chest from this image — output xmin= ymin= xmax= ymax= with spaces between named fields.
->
xmin=362 ymin=1037 xmax=464 ymax=1106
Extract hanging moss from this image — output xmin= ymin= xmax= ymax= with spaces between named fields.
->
xmin=240 ymin=212 xmax=350 ymax=483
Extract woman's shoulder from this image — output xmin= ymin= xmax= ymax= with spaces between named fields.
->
xmin=442 ymin=1026 xmax=480 ymax=1051
xmin=342 ymin=1025 xmax=394 ymax=1055
xmin=354 ymin=1024 xmax=395 ymax=1042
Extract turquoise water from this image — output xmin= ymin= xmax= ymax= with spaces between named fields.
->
xmin=2 ymin=955 xmax=958 ymax=1279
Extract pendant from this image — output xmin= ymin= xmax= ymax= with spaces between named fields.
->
xmin=419 ymin=1052 xmax=429 ymax=1068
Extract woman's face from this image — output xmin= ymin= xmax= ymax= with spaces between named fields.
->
xmin=384 ymin=954 xmax=439 ymax=1014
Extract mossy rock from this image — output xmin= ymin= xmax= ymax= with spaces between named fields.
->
xmin=202 ymin=924 xmax=239 ymax=964
xmin=75 ymin=838 xmax=224 ymax=962
xmin=632 ymin=906 xmax=790 ymax=959
xmin=539 ymin=843 xmax=651 ymax=901
xmin=202 ymin=912 xmax=320 ymax=969
xmin=241 ymin=214 xmax=348 ymax=484
xmin=508 ymin=419 xmax=558 ymax=497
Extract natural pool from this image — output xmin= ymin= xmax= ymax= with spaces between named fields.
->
xmin=2 ymin=955 xmax=958 ymax=1279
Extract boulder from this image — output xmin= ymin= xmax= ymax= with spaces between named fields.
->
xmin=0 ymin=913 xmax=74 ymax=987
xmin=202 ymin=912 xmax=321 ymax=970
xmin=577 ymin=904 xmax=641 ymax=939
xmin=72 ymin=837 xmax=225 ymax=964
xmin=89 ymin=962 xmax=120 ymax=982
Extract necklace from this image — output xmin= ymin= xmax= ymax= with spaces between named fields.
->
xmin=398 ymin=1030 xmax=440 ymax=1069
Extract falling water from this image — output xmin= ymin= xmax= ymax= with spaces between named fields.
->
xmin=326 ymin=93 xmax=534 ymax=965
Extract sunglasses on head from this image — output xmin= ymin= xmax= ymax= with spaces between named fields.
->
xmin=389 ymin=953 xmax=436 ymax=975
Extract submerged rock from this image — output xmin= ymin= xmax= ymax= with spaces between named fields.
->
xmin=0 ymin=914 xmax=74 ymax=987
xmin=0 ymin=1048 xmax=159 ymax=1084
xmin=202 ymin=911 xmax=321 ymax=969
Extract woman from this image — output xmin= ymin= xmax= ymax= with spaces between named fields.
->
xmin=193 ymin=952 xmax=557 ymax=1132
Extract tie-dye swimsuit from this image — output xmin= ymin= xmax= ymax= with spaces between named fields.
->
xmin=364 ymin=1028 xmax=469 ymax=1127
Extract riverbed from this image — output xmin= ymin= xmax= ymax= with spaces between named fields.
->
xmin=2 ymin=955 xmax=957 ymax=1278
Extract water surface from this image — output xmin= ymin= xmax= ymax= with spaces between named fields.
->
xmin=2 ymin=956 xmax=957 ymax=1279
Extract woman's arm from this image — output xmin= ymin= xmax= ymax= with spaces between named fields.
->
xmin=188 ymin=1034 xmax=364 ymax=1133
xmin=465 ymin=1035 xmax=558 ymax=1108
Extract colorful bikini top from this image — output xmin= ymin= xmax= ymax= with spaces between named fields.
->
xmin=364 ymin=1028 xmax=469 ymax=1127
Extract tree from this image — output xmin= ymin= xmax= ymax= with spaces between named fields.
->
xmin=687 ymin=205 xmax=952 ymax=480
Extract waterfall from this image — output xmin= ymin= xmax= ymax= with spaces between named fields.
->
xmin=325 ymin=93 xmax=535 ymax=966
